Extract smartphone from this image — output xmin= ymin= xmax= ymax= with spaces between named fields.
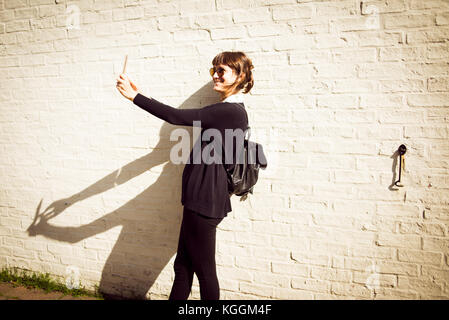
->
xmin=122 ymin=54 xmax=128 ymax=74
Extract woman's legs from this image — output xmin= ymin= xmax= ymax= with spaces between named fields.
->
xmin=169 ymin=211 xmax=194 ymax=300
xmin=169 ymin=207 xmax=223 ymax=300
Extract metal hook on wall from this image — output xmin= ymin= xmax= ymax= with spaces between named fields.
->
xmin=394 ymin=144 xmax=407 ymax=187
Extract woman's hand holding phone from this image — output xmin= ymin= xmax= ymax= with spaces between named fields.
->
xmin=116 ymin=73 xmax=140 ymax=101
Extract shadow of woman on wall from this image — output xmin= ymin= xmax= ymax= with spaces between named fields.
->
xmin=26 ymin=82 xmax=219 ymax=300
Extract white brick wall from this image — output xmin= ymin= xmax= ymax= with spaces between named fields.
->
xmin=0 ymin=0 xmax=448 ymax=300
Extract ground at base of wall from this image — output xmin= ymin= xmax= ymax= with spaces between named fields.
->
xmin=0 ymin=282 xmax=99 ymax=300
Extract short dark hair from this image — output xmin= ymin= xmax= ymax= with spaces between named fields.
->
xmin=212 ymin=51 xmax=254 ymax=98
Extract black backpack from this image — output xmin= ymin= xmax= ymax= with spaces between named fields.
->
xmin=224 ymin=126 xmax=267 ymax=200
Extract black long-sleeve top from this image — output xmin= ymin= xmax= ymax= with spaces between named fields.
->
xmin=132 ymin=93 xmax=248 ymax=218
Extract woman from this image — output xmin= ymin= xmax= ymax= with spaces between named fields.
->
xmin=116 ymin=51 xmax=254 ymax=300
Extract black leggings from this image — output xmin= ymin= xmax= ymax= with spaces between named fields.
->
xmin=169 ymin=207 xmax=223 ymax=300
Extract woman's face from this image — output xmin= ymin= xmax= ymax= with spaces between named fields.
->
xmin=211 ymin=64 xmax=240 ymax=95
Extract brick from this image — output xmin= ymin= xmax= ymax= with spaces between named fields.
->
xmin=290 ymin=50 xmax=330 ymax=65
xmin=397 ymin=275 xmax=445 ymax=295
xmin=311 ymin=183 xmax=357 ymax=200
xmin=253 ymin=221 xmax=291 ymax=236
xmin=384 ymin=14 xmax=435 ymax=29
xmin=350 ymin=245 xmax=395 ymax=259
xmin=313 ymin=126 xmax=353 ymax=138
xmin=14 ymin=7 xmax=38 ymax=19
xmin=357 ymin=31 xmax=403 ymax=47
xmin=233 ymin=8 xmax=271 ymax=23
xmin=217 ymin=244 xmax=251 ymax=257
xmin=311 ymin=266 xmax=352 ymax=283
xmin=332 ymin=79 xmax=377 ymax=93
xmin=218 ymin=266 xmax=254 ymax=282
xmin=315 ymin=63 xmax=357 ymax=78
xmin=334 ymin=170 xmax=376 ymax=183
xmin=373 ymin=287 xmax=419 ymax=299
xmin=409 ymin=0 xmax=449 ymax=10
xmin=398 ymin=249 xmax=443 ymax=266
xmin=210 ymin=26 xmax=247 ymax=40
xmin=331 ymin=282 xmax=372 ymax=298
xmin=315 ymin=34 xmax=356 ymax=49
xmin=93 ymin=0 xmax=124 ymax=11
xmin=272 ymin=208 xmax=312 ymax=224
xmin=82 ymin=10 xmax=113 ymax=25
xmin=112 ymin=7 xmax=144 ymax=21
xmin=272 ymin=5 xmax=314 ymax=21
xmin=407 ymin=94 xmax=449 ymax=107
xmin=6 ymin=20 xmax=29 ymax=32
xmin=335 ymin=110 xmax=376 ymax=123
xmin=379 ymin=79 xmax=426 ymax=93
xmin=253 ymin=247 xmax=290 ymax=261
xmin=272 ymin=235 xmax=309 ymax=251
xmin=343 ymin=257 xmax=374 ymax=272
xmin=0 ymin=56 xmax=19 ymax=67
xmin=274 ymin=65 xmax=315 ymax=81
xmin=156 ymin=16 xmax=191 ymax=31
xmin=353 ymin=271 xmax=397 ymax=287
xmin=311 ymin=240 xmax=349 ymax=256
xmin=273 ymin=287 xmax=314 ymax=299
xmin=289 ymin=80 xmax=331 ymax=94
xmin=173 ymin=29 xmax=210 ymax=42
xmin=398 ymin=222 xmax=447 ymax=237
xmin=378 ymin=110 xmax=426 ymax=124
xmin=234 ymin=38 xmax=274 ymax=52
xmin=194 ymin=13 xmax=233 ymax=29
xmin=316 ymin=0 xmax=357 ymax=16
xmin=427 ymin=43 xmax=449 ymax=60
xmin=428 ymin=77 xmax=449 ymax=92
xmin=239 ymin=282 xmax=273 ymax=297
xmin=293 ymin=138 xmax=334 ymax=154
xmin=5 ymin=0 xmax=27 ymax=9
xmin=301 ymin=19 xmax=332 ymax=34
xmin=422 ymin=237 xmax=449 ymax=252
xmin=179 ymin=0 xmax=215 ymax=14
xmin=309 ymin=154 xmax=356 ymax=170
xmin=377 ymin=232 xmax=422 ymax=250
xmin=407 ymin=189 xmax=449 ymax=206
xmin=247 ymin=23 xmax=290 ymax=37
xmin=332 ymin=48 xmax=377 ymax=63
xmin=358 ymin=62 xmax=411 ymax=79
xmin=360 ymin=94 xmax=404 ymax=108
xmin=436 ymin=12 xmax=449 ymax=25
xmin=38 ymin=4 xmax=65 ymax=18
xmin=292 ymin=277 xmax=330 ymax=293
xmin=254 ymin=271 xmax=290 ymax=288
xmin=274 ymin=35 xmax=314 ymax=51
xmin=426 ymin=109 xmax=449 ymax=124
xmin=361 ymin=0 xmax=406 ymax=14
xmin=331 ymin=17 xmax=377 ymax=32
xmin=291 ymin=250 xmax=330 ymax=267
xmin=379 ymin=47 xmax=426 ymax=61
xmin=272 ymin=262 xmax=309 ymax=277
xmin=421 ymin=265 xmax=449 ymax=282
xmin=407 ymin=27 xmax=449 ymax=44
xmin=271 ymin=181 xmax=311 ymax=194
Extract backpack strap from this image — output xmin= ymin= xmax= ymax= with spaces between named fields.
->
xmin=244 ymin=126 xmax=251 ymax=141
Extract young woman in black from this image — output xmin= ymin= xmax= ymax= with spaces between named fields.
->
xmin=116 ymin=51 xmax=254 ymax=300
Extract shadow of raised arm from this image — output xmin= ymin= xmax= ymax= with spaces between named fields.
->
xmin=27 ymin=198 xmax=118 ymax=243
xmin=28 ymin=82 xmax=219 ymax=236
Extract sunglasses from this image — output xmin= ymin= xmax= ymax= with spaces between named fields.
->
xmin=209 ymin=67 xmax=226 ymax=77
